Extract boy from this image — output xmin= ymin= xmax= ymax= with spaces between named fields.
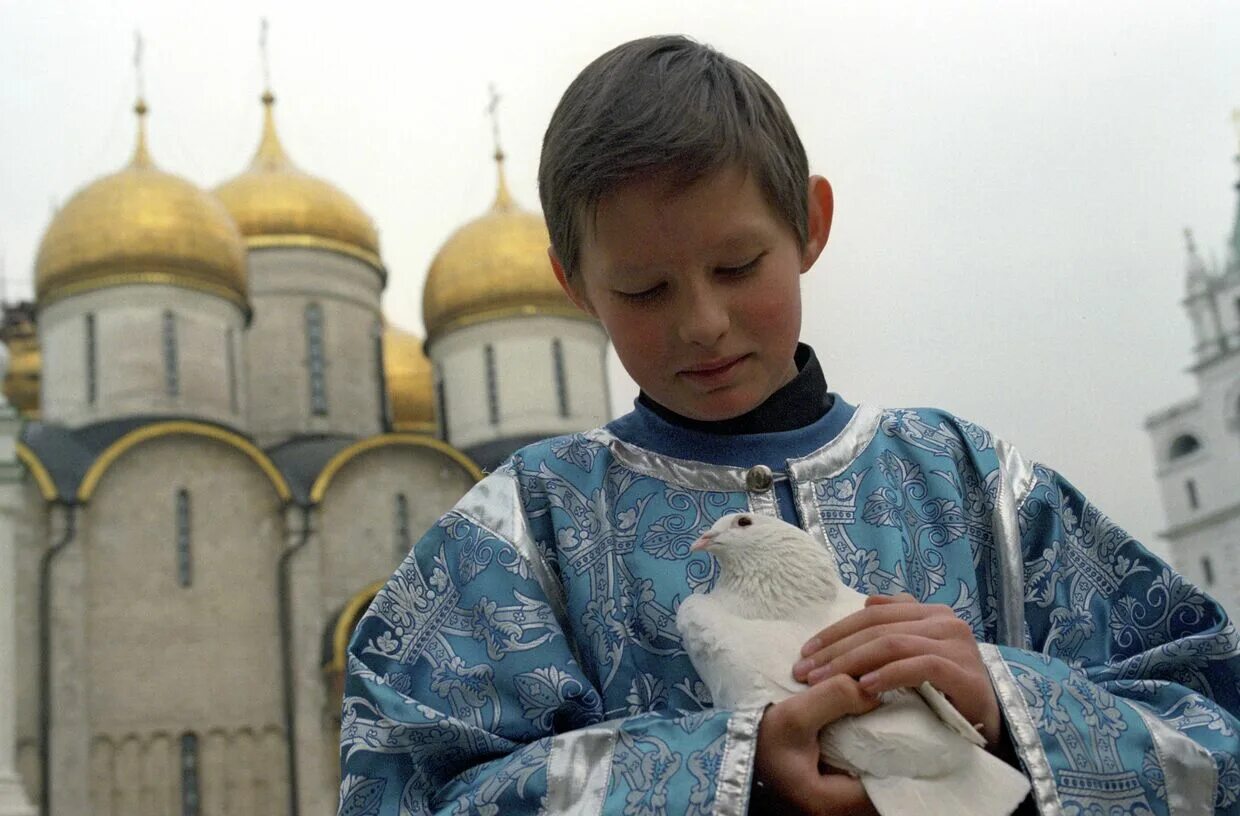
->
xmin=340 ymin=36 xmax=1239 ymax=815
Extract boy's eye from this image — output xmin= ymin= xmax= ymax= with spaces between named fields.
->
xmin=615 ymin=283 xmax=665 ymax=302
xmin=716 ymin=252 xmax=765 ymax=277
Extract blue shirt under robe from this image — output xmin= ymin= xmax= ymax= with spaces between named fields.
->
xmin=339 ymin=396 xmax=1240 ymax=815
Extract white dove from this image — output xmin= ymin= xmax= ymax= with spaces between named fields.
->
xmin=675 ymin=512 xmax=1030 ymax=816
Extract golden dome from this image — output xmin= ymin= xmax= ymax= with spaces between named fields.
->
xmin=421 ymin=154 xmax=587 ymax=345
xmin=383 ymin=324 xmax=435 ymax=432
xmin=1 ymin=318 xmax=40 ymax=419
xmin=35 ymin=101 xmax=248 ymax=309
xmin=215 ymin=93 xmax=383 ymax=272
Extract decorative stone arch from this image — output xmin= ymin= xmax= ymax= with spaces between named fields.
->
xmin=308 ymin=433 xmax=482 ymax=504
xmin=322 ymin=578 xmax=386 ymax=679
xmin=78 ymin=421 xmax=292 ymax=503
xmin=15 ymin=441 xmax=58 ymax=501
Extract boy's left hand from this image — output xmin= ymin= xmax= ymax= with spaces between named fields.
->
xmin=792 ymin=594 xmax=1002 ymax=747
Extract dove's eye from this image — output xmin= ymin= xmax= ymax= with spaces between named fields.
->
xmin=736 ymin=516 xmax=753 ymax=528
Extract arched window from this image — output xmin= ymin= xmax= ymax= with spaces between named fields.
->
xmin=484 ymin=344 xmax=499 ymax=426
xmin=180 ymin=732 xmax=200 ymax=816
xmin=1186 ymin=478 xmax=1200 ymax=511
xmin=163 ymin=310 xmax=179 ymax=397
xmin=175 ymin=489 xmax=192 ymax=587
xmin=305 ymin=303 xmax=328 ymax=416
xmin=395 ymin=493 xmax=411 ymax=558
xmin=1169 ymin=434 xmax=1201 ymax=460
xmin=552 ymin=339 xmax=569 ymax=418
xmin=435 ymin=368 xmax=450 ymax=441
xmin=85 ymin=312 xmax=97 ymax=406
xmin=374 ymin=321 xmax=390 ymax=430
xmin=226 ymin=328 xmax=239 ymax=415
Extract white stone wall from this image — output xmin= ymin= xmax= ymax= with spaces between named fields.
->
xmin=316 ymin=442 xmax=479 ymax=614
xmin=244 ymin=248 xmax=385 ymax=447
xmin=430 ymin=316 xmax=610 ymax=452
xmin=38 ymin=285 xmax=247 ymax=429
xmin=81 ymin=434 xmax=287 ymax=811
xmin=13 ymin=481 xmax=47 ymax=806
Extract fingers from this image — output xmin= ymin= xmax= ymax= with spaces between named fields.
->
xmin=769 ymin=675 xmax=879 ymax=742
xmin=800 ymin=601 xmax=955 ymax=658
xmin=796 ymin=615 xmax=969 ymax=682
xmin=804 ymin=772 xmax=877 ymax=816
xmin=864 ymin=592 xmax=917 ymax=607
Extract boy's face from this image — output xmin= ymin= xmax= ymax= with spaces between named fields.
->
xmin=552 ymin=164 xmax=832 ymax=422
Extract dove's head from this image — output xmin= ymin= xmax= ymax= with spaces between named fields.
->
xmin=691 ymin=512 xmax=842 ymax=602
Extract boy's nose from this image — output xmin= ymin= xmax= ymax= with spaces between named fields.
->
xmin=677 ymin=289 xmax=730 ymax=346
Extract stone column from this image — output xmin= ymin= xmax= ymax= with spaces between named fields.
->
xmin=0 ymin=343 xmax=36 ymax=815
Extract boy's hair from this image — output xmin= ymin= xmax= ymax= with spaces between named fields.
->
xmin=539 ymin=35 xmax=809 ymax=278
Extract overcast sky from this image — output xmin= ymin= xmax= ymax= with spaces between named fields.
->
xmin=3 ymin=1 xmax=1240 ymax=558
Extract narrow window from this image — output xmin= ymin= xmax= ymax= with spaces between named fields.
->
xmin=484 ymin=344 xmax=499 ymax=425
xmin=395 ymin=493 xmax=411 ymax=558
xmin=552 ymin=339 xmax=569 ymax=418
xmin=180 ymin=732 xmax=200 ymax=816
xmin=435 ymin=369 xmax=449 ymax=440
xmin=374 ymin=321 xmax=390 ymax=430
xmin=1169 ymin=434 xmax=1201 ymax=459
xmin=163 ymin=310 xmax=179 ymax=397
xmin=85 ymin=312 xmax=97 ymax=406
xmin=1202 ymin=556 xmax=1215 ymax=587
xmin=226 ymin=328 xmax=239 ymax=415
xmin=175 ymin=489 xmax=191 ymax=587
xmin=305 ymin=303 xmax=328 ymax=416
xmin=1186 ymin=478 xmax=1199 ymax=511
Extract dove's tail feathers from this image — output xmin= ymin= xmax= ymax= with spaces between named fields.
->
xmin=861 ymin=745 xmax=1031 ymax=816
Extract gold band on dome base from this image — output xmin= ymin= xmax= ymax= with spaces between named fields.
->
xmin=36 ymin=271 xmax=250 ymax=312
xmin=425 ymin=303 xmax=598 ymax=349
xmin=391 ymin=420 xmax=437 ymax=435
xmin=246 ymin=234 xmax=386 ymax=276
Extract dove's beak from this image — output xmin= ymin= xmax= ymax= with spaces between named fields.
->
xmin=690 ymin=531 xmax=716 ymax=553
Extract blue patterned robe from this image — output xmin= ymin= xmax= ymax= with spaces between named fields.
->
xmin=339 ymin=400 xmax=1240 ymax=815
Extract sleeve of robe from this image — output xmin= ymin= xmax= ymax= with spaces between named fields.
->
xmin=336 ymin=467 xmax=760 ymax=816
xmin=978 ymin=454 xmax=1240 ymax=816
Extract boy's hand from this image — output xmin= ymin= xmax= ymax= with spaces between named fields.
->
xmin=752 ymin=674 xmax=880 ymax=816
xmin=792 ymin=594 xmax=1002 ymax=746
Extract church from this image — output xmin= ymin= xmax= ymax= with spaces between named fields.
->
xmin=2 ymin=82 xmax=610 ymax=814
xmin=1145 ymin=136 xmax=1240 ymax=618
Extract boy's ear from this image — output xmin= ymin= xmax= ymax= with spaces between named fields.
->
xmin=549 ymin=248 xmax=597 ymax=317
xmin=801 ymin=175 xmax=834 ymax=273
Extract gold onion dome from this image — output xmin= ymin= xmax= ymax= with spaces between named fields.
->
xmin=383 ymin=323 xmax=435 ymax=432
xmin=35 ymin=101 xmax=248 ymax=308
xmin=215 ymin=92 xmax=382 ymax=271
xmin=421 ymin=153 xmax=583 ymax=344
xmin=2 ymin=324 xmax=40 ymax=419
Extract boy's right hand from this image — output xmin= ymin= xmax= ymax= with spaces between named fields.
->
xmin=752 ymin=674 xmax=880 ymax=816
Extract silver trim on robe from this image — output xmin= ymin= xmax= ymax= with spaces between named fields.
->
xmin=1134 ymin=704 xmax=1217 ymax=816
xmin=992 ymin=438 xmax=1031 ymax=647
xmin=712 ymin=706 xmax=763 ymax=816
xmin=978 ymin=643 xmax=1062 ymax=816
xmin=748 ymin=486 xmax=780 ymax=518
xmin=455 ymin=470 xmax=576 ymax=660
xmin=585 ymin=428 xmax=753 ymax=492
xmin=788 ymin=404 xmax=884 ymax=549
xmin=542 ymin=721 xmax=620 ymax=816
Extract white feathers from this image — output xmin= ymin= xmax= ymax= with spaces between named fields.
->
xmin=677 ymin=513 xmax=1030 ymax=816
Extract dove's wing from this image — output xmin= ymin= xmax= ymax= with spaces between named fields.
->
xmin=677 ymin=594 xmax=815 ymax=709
xmin=915 ymin=681 xmax=987 ymax=747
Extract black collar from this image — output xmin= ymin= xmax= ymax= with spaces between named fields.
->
xmin=637 ymin=344 xmax=832 ymax=435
